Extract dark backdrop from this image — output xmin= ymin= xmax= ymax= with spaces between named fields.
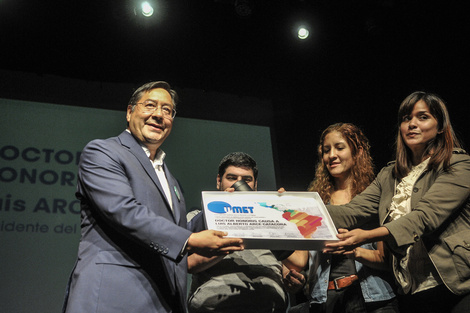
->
xmin=1 ymin=0 xmax=469 ymax=190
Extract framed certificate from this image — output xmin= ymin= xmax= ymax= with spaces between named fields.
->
xmin=202 ymin=191 xmax=338 ymax=250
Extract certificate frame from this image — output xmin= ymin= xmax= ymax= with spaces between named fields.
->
xmin=202 ymin=191 xmax=338 ymax=250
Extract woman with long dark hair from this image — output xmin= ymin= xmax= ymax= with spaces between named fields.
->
xmin=325 ymin=92 xmax=470 ymax=313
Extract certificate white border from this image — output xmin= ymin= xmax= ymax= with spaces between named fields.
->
xmin=202 ymin=191 xmax=339 ymax=250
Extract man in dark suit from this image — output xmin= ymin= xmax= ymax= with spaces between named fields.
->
xmin=62 ymin=81 xmax=244 ymax=313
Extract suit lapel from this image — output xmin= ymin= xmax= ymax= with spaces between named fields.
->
xmin=163 ymin=164 xmax=183 ymax=224
xmin=118 ymin=131 xmax=177 ymax=220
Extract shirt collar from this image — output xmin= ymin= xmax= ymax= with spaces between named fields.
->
xmin=126 ymin=129 xmax=166 ymax=165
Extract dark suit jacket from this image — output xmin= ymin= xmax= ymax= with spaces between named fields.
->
xmin=63 ymin=131 xmax=204 ymax=313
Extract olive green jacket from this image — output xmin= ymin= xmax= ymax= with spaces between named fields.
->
xmin=328 ymin=149 xmax=470 ymax=295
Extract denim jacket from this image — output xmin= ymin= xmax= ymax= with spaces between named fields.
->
xmin=307 ymin=242 xmax=396 ymax=304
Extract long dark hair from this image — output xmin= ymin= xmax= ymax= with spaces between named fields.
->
xmin=394 ymin=91 xmax=462 ymax=179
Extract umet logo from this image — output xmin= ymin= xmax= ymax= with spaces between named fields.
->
xmin=207 ymin=201 xmax=254 ymax=214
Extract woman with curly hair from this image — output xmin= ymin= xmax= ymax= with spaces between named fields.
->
xmin=308 ymin=123 xmax=375 ymax=205
xmin=287 ymin=123 xmax=398 ymax=313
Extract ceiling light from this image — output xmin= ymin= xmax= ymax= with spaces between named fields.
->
xmin=234 ymin=0 xmax=254 ymax=18
xmin=141 ymin=1 xmax=154 ymax=17
xmin=297 ymin=27 xmax=309 ymax=40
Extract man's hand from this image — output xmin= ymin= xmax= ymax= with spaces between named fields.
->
xmin=187 ymin=230 xmax=244 ymax=257
xmin=188 ymin=254 xmax=225 ymax=274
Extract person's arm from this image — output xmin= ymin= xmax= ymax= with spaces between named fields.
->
xmin=79 ymin=139 xmax=244 ymax=262
xmin=282 ymin=266 xmax=306 ymax=294
xmin=185 ymin=210 xmax=242 ymax=273
xmin=328 ymin=156 xmax=470 ymax=251
xmin=386 ymin=155 xmax=470 ymax=248
xmin=353 ymin=241 xmax=390 ymax=271
xmin=281 ymin=250 xmax=308 ymax=293
xmin=187 ymin=254 xmax=225 ymax=274
xmin=186 ymin=230 xmax=244 ymax=256
xmin=324 ymin=226 xmax=391 ymax=253
xmin=282 ymin=250 xmax=308 ymax=272
xmin=332 ymin=228 xmax=390 ymax=270
xmin=327 ymin=166 xmax=389 ymax=230
xmin=186 ymin=210 xmax=226 ymax=273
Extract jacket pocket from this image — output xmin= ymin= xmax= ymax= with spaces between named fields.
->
xmin=444 ymin=231 xmax=470 ymax=281
xmin=95 ymin=250 xmax=141 ymax=268
xmin=93 ymin=251 xmax=150 ymax=312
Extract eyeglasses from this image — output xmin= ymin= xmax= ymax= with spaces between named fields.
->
xmin=137 ymin=100 xmax=176 ymax=119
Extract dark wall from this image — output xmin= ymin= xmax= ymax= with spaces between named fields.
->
xmin=0 ymin=69 xmax=283 ymax=181
xmin=1 ymin=69 xmax=469 ymax=192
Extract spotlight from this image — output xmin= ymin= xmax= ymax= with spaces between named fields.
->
xmin=297 ymin=27 xmax=309 ymax=40
xmin=234 ymin=0 xmax=254 ymax=18
xmin=141 ymin=1 xmax=154 ymax=17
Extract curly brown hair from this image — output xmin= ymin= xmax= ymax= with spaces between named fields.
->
xmin=308 ymin=123 xmax=375 ymax=203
